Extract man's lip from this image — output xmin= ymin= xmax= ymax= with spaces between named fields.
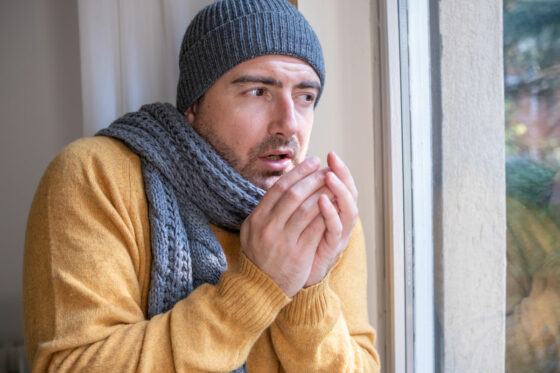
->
xmin=260 ymin=148 xmax=294 ymax=158
xmin=258 ymin=156 xmax=293 ymax=171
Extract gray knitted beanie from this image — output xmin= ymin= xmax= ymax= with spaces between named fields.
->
xmin=176 ymin=0 xmax=325 ymax=114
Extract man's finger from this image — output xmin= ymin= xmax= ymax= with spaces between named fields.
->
xmin=297 ymin=214 xmax=325 ymax=250
xmin=268 ymin=167 xmax=329 ymax=229
xmin=327 ymin=152 xmax=358 ymax=201
xmin=284 ymin=185 xmax=334 ymax=233
xmin=319 ymin=194 xmax=343 ymax=246
xmin=325 ymin=171 xmax=358 ymax=234
xmin=256 ymin=156 xmax=321 ymax=214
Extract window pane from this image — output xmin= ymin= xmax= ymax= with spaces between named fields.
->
xmin=504 ymin=1 xmax=560 ymax=371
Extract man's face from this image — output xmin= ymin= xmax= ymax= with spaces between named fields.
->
xmin=186 ymin=55 xmax=321 ymax=190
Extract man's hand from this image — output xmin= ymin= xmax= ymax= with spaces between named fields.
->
xmin=304 ymin=152 xmax=358 ymax=288
xmin=240 ymin=157 xmax=332 ymax=297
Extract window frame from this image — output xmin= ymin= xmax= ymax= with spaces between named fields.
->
xmin=377 ymin=0 xmax=436 ymax=371
xmin=376 ymin=0 xmax=407 ymax=371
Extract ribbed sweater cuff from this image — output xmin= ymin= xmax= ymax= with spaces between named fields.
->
xmin=216 ymin=254 xmax=291 ymax=333
xmin=279 ymin=274 xmax=332 ymax=326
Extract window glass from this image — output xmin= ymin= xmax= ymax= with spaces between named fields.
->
xmin=504 ymin=1 xmax=560 ymax=371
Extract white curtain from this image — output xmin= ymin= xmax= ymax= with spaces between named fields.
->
xmin=78 ymin=0 xmax=213 ymax=136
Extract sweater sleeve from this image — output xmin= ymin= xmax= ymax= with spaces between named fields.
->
xmin=23 ymin=137 xmax=290 ymax=372
xmin=268 ymin=218 xmax=381 ymax=372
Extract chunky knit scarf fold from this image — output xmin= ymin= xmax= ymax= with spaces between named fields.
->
xmin=98 ymin=103 xmax=264 ymax=371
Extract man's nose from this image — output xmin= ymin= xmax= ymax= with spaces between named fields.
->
xmin=268 ymin=93 xmax=298 ymax=138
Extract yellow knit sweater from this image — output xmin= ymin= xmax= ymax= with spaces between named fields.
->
xmin=23 ymin=136 xmax=380 ymax=372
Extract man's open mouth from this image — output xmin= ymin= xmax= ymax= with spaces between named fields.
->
xmin=261 ymin=148 xmax=295 ymax=161
xmin=258 ymin=148 xmax=295 ymax=171
xmin=265 ymin=154 xmax=289 ymax=161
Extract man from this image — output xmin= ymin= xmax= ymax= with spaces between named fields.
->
xmin=23 ymin=0 xmax=380 ymax=371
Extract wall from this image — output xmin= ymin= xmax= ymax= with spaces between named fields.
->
xmin=435 ymin=0 xmax=506 ymax=370
xmin=0 ymin=0 xmax=82 ymax=344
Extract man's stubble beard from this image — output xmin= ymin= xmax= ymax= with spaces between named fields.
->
xmin=190 ymin=119 xmax=301 ymax=190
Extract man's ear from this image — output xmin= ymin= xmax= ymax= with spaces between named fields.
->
xmin=185 ymin=104 xmax=197 ymax=124
xmin=186 ymin=97 xmax=204 ymax=124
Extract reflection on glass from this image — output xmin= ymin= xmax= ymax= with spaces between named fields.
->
xmin=504 ymin=0 xmax=560 ymax=371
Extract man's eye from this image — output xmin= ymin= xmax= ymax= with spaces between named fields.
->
xmin=248 ymin=88 xmax=265 ymax=96
xmin=300 ymin=93 xmax=315 ymax=103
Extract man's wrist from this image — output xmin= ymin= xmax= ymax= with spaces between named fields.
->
xmin=279 ymin=273 xmax=333 ymax=326
xmin=216 ymin=254 xmax=291 ymax=332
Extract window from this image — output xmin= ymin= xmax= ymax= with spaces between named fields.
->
xmin=383 ymin=0 xmax=507 ymax=371
xmin=504 ymin=1 xmax=560 ymax=371
xmin=304 ymin=0 xmax=508 ymax=370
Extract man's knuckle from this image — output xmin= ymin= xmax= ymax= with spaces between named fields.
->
xmin=314 ymin=171 xmax=325 ymax=183
xmin=300 ymin=202 xmax=315 ymax=218
xmin=261 ymin=221 xmax=276 ymax=239
xmin=350 ymin=206 xmax=359 ymax=219
xmin=273 ymin=180 xmax=288 ymax=194
xmin=334 ymin=220 xmax=344 ymax=232
xmin=246 ymin=212 xmax=259 ymax=226
xmin=286 ymin=188 xmax=301 ymax=202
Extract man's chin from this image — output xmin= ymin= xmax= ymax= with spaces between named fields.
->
xmin=252 ymin=175 xmax=282 ymax=191
xmin=243 ymin=162 xmax=298 ymax=190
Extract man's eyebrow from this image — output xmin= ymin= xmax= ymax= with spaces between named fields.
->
xmin=231 ymin=75 xmax=282 ymax=87
xmin=295 ymin=81 xmax=321 ymax=92
xmin=231 ymin=75 xmax=321 ymax=92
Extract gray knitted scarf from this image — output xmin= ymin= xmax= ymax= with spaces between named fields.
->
xmin=98 ymin=102 xmax=264 ymax=372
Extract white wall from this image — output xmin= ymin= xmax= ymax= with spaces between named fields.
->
xmin=436 ymin=0 xmax=506 ymax=370
xmin=0 ymin=0 xmax=82 ymax=343
xmin=300 ymin=0 xmax=385 ymax=360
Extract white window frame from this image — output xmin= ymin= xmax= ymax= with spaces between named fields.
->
xmin=407 ymin=0 xmax=435 ymax=371
xmin=377 ymin=0 xmax=435 ymax=371
xmin=377 ymin=0 xmax=407 ymax=371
